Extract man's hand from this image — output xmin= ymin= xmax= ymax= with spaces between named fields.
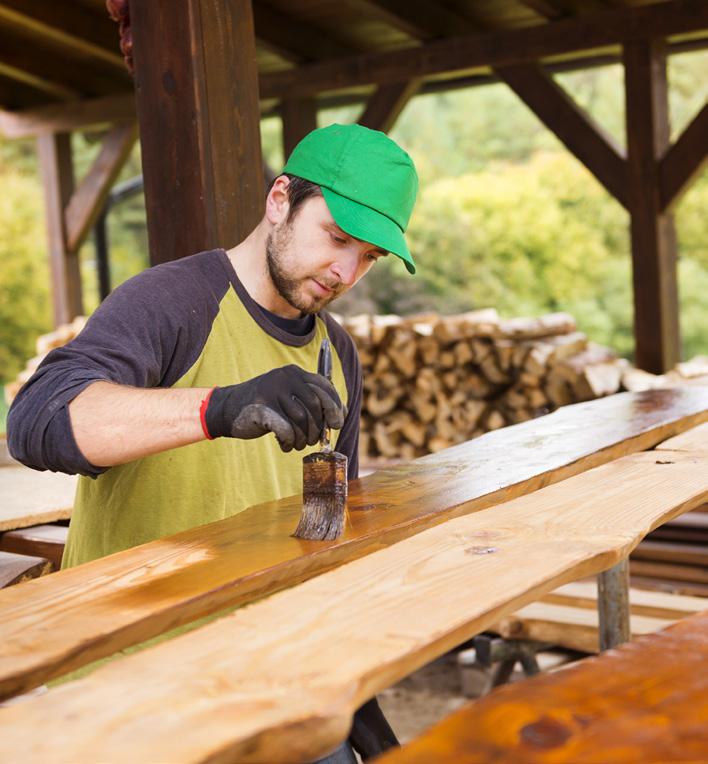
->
xmin=204 ymin=365 xmax=346 ymax=452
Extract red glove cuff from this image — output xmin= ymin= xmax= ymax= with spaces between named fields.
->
xmin=199 ymin=388 xmax=216 ymax=440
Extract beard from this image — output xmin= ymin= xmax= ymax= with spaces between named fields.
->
xmin=266 ymin=222 xmax=343 ymax=314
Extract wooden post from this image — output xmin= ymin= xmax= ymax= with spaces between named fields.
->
xmin=130 ymin=0 xmax=264 ymax=266
xmin=281 ymin=97 xmax=317 ymax=162
xmin=624 ymin=39 xmax=680 ymax=373
xmin=36 ymin=132 xmax=83 ymax=326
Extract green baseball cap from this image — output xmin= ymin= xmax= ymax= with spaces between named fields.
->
xmin=282 ymin=123 xmax=418 ymax=274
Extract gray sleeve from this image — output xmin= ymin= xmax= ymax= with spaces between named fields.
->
xmin=7 ymin=254 xmax=227 ymax=477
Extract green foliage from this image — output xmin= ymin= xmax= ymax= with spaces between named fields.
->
xmin=0 ymin=165 xmax=51 ymax=383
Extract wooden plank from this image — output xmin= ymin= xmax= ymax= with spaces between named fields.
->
xmin=0 ymin=449 xmax=707 ymax=761
xmin=358 ymin=79 xmax=420 ymax=134
xmin=656 ymin=421 xmax=708 ymax=451
xmin=65 ymin=122 xmax=138 ymax=253
xmin=543 ymin=580 xmax=708 ymax=620
xmin=379 ymin=611 xmax=708 ymax=764
xmin=0 ymin=552 xmax=52 ymax=589
xmin=492 ymin=601 xmax=675 ymax=653
xmin=0 ymin=93 xmax=136 ymax=139
xmin=632 ymin=538 xmax=708 ymax=567
xmin=36 ymin=131 xmax=83 ymax=326
xmin=281 ymin=97 xmax=317 ymax=161
xmin=358 ymin=0 xmax=479 ymax=39
xmin=630 ymin=559 xmax=708 ymax=585
xmin=130 ymin=0 xmax=264 ymax=267
xmin=624 ymin=38 xmax=679 ymax=373
xmin=495 ymin=63 xmax=627 ymax=207
xmin=659 ymin=102 xmax=708 ymax=212
xmin=0 ymin=466 xmax=76 ymax=532
xmin=0 ymin=525 xmax=67 ymax=569
xmin=629 ymin=574 xmax=708 ymax=598
xmin=0 ymin=388 xmax=706 ymax=700
xmin=259 ymin=1 xmax=708 ymax=100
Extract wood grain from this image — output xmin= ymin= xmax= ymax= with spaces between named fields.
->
xmin=0 ymin=466 xmax=76 ymax=532
xmin=0 ymin=449 xmax=706 ymax=762
xmin=656 ymin=421 xmax=708 ymax=452
xmin=0 ymin=388 xmax=706 ymax=701
xmin=379 ymin=610 xmax=708 ymax=763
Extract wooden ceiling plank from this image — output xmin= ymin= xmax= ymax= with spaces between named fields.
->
xmin=65 ymin=122 xmax=138 ymax=254
xmin=0 ymin=61 xmax=77 ymax=100
xmin=357 ymin=0 xmax=479 ymax=40
xmin=517 ymin=0 xmax=571 ymax=20
xmin=0 ymin=0 xmax=125 ymax=69
xmin=659 ymin=101 xmax=708 ymax=211
xmin=259 ymin=0 xmax=708 ymax=100
xmin=253 ymin=3 xmax=361 ymax=63
xmin=496 ymin=63 xmax=628 ymax=207
xmin=358 ymin=78 xmax=421 ymax=133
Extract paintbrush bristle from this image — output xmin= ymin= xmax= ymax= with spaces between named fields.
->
xmin=294 ymin=451 xmax=348 ymax=540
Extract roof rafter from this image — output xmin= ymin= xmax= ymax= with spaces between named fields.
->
xmin=0 ymin=0 xmax=125 ymax=70
xmin=354 ymin=0 xmax=479 ymax=40
xmin=259 ymin=0 xmax=708 ymax=100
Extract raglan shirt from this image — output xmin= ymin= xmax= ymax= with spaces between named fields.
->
xmin=7 ymin=249 xmax=362 ymax=569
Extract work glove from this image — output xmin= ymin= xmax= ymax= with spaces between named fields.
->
xmin=204 ymin=365 xmax=346 ymax=452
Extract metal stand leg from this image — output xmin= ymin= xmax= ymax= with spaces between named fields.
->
xmin=597 ymin=558 xmax=630 ymax=651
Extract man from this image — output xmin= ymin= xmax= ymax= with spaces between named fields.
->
xmin=8 ymin=123 xmax=418 ymax=762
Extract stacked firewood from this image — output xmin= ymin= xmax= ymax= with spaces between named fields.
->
xmin=340 ymin=309 xmax=707 ymax=461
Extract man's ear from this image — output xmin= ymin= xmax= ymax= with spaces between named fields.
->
xmin=265 ymin=175 xmax=291 ymax=226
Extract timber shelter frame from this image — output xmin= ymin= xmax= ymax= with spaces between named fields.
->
xmin=0 ymin=0 xmax=707 ymax=373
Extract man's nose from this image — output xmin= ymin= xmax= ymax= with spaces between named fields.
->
xmin=330 ymin=254 xmax=358 ymax=287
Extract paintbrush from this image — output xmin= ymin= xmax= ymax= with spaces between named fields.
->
xmin=293 ymin=337 xmax=348 ymax=541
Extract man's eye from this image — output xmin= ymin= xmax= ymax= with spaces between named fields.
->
xmin=331 ymin=234 xmax=347 ymax=245
xmin=366 ymin=253 xmax=379 ymax=263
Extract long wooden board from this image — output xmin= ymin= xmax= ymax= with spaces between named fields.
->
xmin=0 ymin=388 xmax=707 ymax=702
xmin=0 ymin=450 xmax=707 ymax=763
xmin=379 ymin=610 xmax=708 ymax=764
xmin=0 ymin=466 xmax=76 ymax=531
xmin=656 ymin=420 xmax=708 ymax=451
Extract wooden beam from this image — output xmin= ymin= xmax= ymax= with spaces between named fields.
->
xmin=130 ymin=0 xmax=264 ymax=266
xmin=281 ymin=97 xmax=317 ymax=161
xmin=0 ymin=387 xmax=707 ymax=701
xmin=517 ymin=0 xmax=571 ymax=20
xmin=65 ymin=122 xmax=138 ymax=254
xmin=659 ymin=101 xmax=708 ymax=211
xmin=0 ymin=93 xmax=136 ymax=138
xmin=36 ymin=132 xmax=83 ymax=326
xmin=495 ymin=63 xmax=627 ymax=207
xmin=0 ymin=0 xmax=125 ymax=69
xmin=1 ymin=449 xmax=707 ymax=761
xmin=358 ymin=79 xmax=420 ymax=133
xmin=624 ymin=39 xmax=680 ymax=373
xmin=259 ymin=0 xmax=708 ymax=100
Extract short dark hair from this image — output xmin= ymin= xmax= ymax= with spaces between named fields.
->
xmin=267 ymin=173 xmax=322 ymax=223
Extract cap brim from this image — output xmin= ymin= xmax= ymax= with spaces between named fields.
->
xmin=321 ymin=186 xmax=416 ymax=274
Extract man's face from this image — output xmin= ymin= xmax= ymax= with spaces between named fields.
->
xmin=266 ymin=195 xmax=387 ymax=315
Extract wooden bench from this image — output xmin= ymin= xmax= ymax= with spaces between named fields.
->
xmin=0 ymin=464 xmax=76 ymax=532
xmin=0 ymin=524 xmax=68 ymax=569
xmin=0 ymin=421 xmax=706 ymax=761
xmin=378 ymin=610 xmax=708 ymax=763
